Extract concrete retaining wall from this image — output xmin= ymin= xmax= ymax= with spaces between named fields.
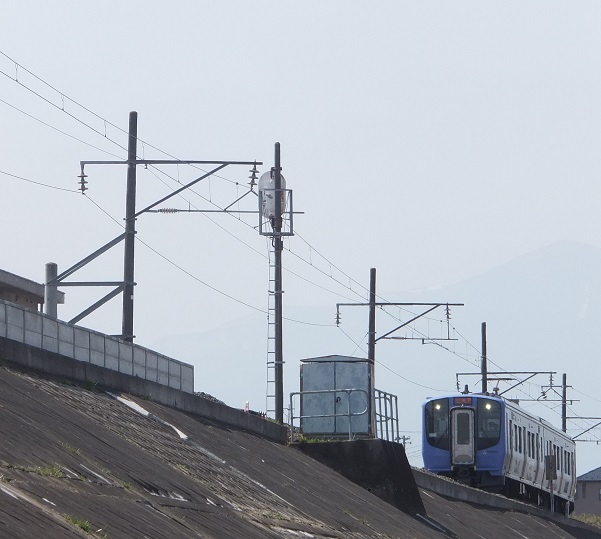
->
xmin=0 ymin=299 xmax=193 ymax=393
xmin=294 ymin=439 xmax=426 ymax=516
xmin=0 ymin=334 xmax=287 ymax=445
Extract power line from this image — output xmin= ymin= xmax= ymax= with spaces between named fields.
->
xmin=83 ymin=194 xmax=335 ymax=327
xmin=0 ymin=169 xmax=79 ymax=193
xmin=0 ymin=64 xmax=128 ymax=154
xmin=0 ymin=50 xmax=388 ymax=309
xmin=0 ymin=97 xmax=124 ymax=159
xmin=0 ymin=49 xmax=242 ymax=187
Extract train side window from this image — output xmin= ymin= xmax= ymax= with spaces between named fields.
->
xmin=531 ymin=433 xmax=535 ymax=459
xmin=515 ymin=425 xmax=519 ymax=452
xmin=527 ymin=432 xmax=531 ymax=457
xmin=536 ymin=433 xmax=540 ymax=461
xmin=509 ymin=420 xmax=513 ymax=452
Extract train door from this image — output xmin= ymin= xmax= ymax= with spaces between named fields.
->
xmin=451 ymin=408 xmax=475 ymax=466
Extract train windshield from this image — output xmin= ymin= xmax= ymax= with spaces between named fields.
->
xmin=425 ymin=398 xmax=449 ymax=449
xmin=476 ymin=398 xmax=502 ymax=450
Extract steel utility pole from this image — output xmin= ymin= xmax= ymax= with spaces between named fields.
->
xmin=47 ymin=111 xmax=261 ymax=339
xmin=273 ymin=142 xmax=284 ymax=424
xmin=368 ymin=268 xmax=377 ymax=437
xmin=562 ymin=373 xmax=567 ymax=432
xmin=122 ymin=111 xmax=138 ymax=342
xmin=368 ymin=268 xmax=376 ymax=363
xmin=481 ymin=322 xmax=488 ymax=394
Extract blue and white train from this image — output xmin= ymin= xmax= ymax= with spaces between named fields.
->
xmin=422 ymin=393 xmax=576 ymax=513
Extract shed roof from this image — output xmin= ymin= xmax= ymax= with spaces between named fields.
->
xmin=300 ymin=354 xmax=369 ymax=363
xmin=578 ymin=465 xmax=601 ymax=482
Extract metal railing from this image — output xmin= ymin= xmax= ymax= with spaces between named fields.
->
xmin=289 ymin=388 xmax=369 ymax=442
xmin=375 ymin=388 xmax=400 ymax=443
xmin=0 ymin=299 xmax=194 ymax=393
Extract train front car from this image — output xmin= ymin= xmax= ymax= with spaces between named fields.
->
xmin=422 ymin=393 xmax=576 ymax=513
xmin=422 ymin=395 xmax=506 ymax=489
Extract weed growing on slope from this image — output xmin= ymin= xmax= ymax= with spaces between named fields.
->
xmin=63 ymin=514 xmax=92 ymax=532
xmin=61 ymin=442 xmax=81 ymax=456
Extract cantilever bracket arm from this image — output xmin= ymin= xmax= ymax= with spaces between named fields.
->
xmin=223 ymin=187 xmax=255 ymax=211
xmin=134 ymin=164 xmax=228 ymax=218
xmin=69 ymin=285 xmax=125 ymax=325
xmin=497 ymin=373 xmax=538 ymax=397
xmin=375 ymin=304 xmax=441 ymax=342
xmin=572 ymin=420 xmax=601 ymax=440
xmin=49 ymin=233 xmax=127 ymax=284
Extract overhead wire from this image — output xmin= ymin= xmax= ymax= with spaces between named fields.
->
xmin=0 ymin=169 xmax=79 ymax=193
xmin=0 ymin=49 xmax=373 ymax=309
xmin=0 ymin=64 xmax=128 ymax=154
xmin=3 ymin=51 xmax=597 ymax=432
xmin=0 ymin=97 xmax=125 ymax=159
xmin=0 ymin=49 xmax=242 ymax=186
xmin=83 ymin=193 xmax=334 ymax=327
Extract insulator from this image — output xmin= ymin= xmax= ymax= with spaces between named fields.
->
xmin=248 ymin=161 xmax=259 ymax=188
xmin=78 ymin=172 xmax=88 ymax=193
xmin=158 ymin=208 xmax=178 ymax=214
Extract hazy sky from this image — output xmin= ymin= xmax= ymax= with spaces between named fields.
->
xmin=2 ymin=2 xmax=600 ymax=472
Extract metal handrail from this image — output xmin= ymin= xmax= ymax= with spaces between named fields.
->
xmin=374 ymin=388 xmax=400 ymax=443
xmin=289 ymin=388 xmax=369 ymax=442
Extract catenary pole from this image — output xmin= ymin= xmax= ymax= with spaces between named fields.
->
xmin=274 ymin=142 xmax=284 ymax=423
xmin=481 ymin=322 xmax=488 ymax=393
xmin=368 ymin=268 xmax=376 ymax=436
xmin=122 ymin=111 xmax=138 ymax=342
xmin=562 ymin=373 xmax=567 ymax=432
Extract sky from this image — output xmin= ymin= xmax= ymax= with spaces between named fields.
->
xmin=2 ymin=2 xmax=601 ymax=474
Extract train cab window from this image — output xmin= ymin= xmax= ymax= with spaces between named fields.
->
xmin=476 ymin=398 xmax=501 ymax=450
xmin=425 ymin=398 xmax=449 ymax=449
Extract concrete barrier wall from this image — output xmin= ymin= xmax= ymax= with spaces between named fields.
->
xmin=0 ymin=335 xmax=288 ymax=445
xmin=0 ymin=299 xmax=194 ymax=394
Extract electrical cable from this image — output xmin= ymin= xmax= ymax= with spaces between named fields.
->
xmin=0 ymin=169 xmax=79 ymax=193
xmin=83 ymin=194 xmax=335 ymax=327
xmin=0 ymin=65 xmax=128 ymax=154
xmin=0 ymin=97 xmax=124 ymax=159
xmin=3 ymin=53 xmax=595 ymax=428
xmin=0 ymin=49 xmax=242 ymax=187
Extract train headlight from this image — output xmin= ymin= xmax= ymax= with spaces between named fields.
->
xmin=485 ymin=403 xmax=492 ymax=411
